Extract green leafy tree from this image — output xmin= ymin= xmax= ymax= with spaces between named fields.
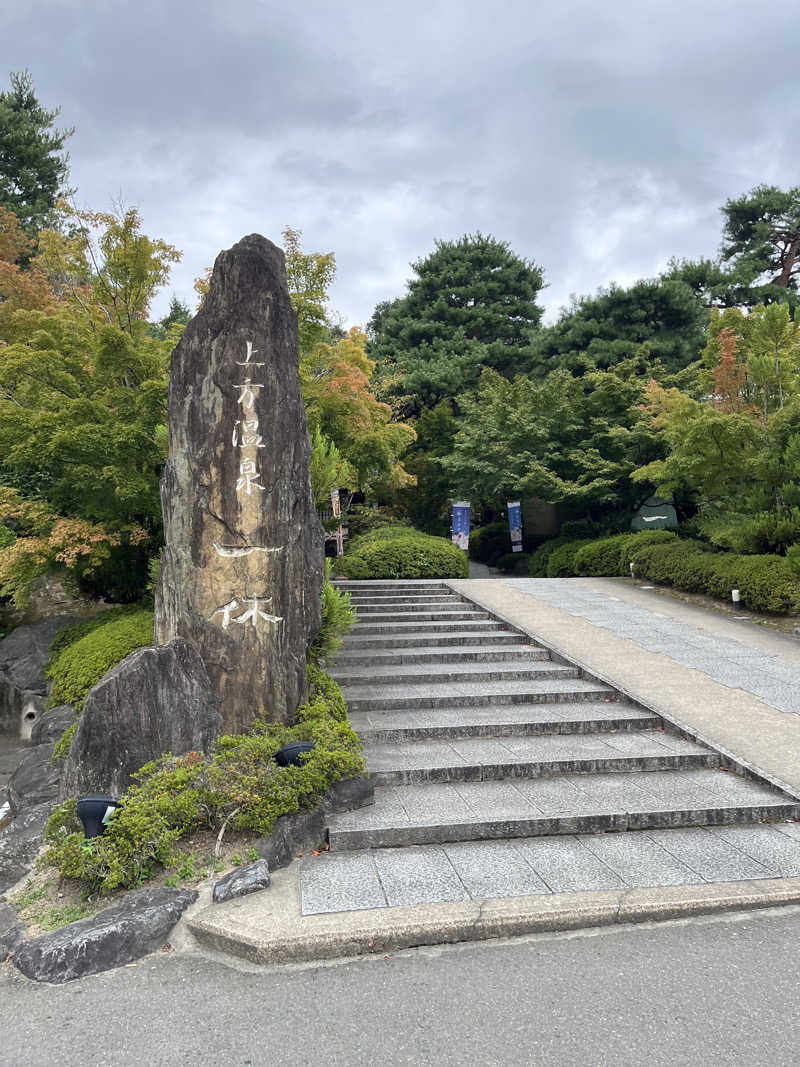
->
xmin=370 ymin=233 xmax=544 ymax=415
xmin=282 ymin=226 xmax=336 ymax=354
xmin=397 ymin=400 xmax=458 ymax=535
xmin=0 ymin=71 xmax=73 ymax=237
xmin=443 ymin=365 xmax=664 ymax=521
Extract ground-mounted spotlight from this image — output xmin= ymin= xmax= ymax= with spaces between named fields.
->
xmin=76 ymin=795 xmax=121 ymax=838
xmin=274 ymin=741 xmax=316 ymax=767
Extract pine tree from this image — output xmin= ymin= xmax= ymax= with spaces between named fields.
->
xmin=369 ymin=233 xmax=544 ymax=415
xmin=0 ymin=70 xmax=73 ymax=237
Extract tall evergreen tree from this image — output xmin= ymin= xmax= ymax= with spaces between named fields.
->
xmin=0 ymin=71 xmax=73 ymax=237
xmin=369 ymin=233 xmax=544 ymax=416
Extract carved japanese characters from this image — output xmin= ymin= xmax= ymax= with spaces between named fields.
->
xmin=155 ymin=235 xmax=323 ymax=731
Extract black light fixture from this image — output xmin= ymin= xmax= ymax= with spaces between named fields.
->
xmin=76 ymin=795 xmax=121 ymax=838
xmin=274 ymin=741 xmax=316 ymax=767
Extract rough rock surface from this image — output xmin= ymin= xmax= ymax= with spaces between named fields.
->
xmin=0 ymin=898 xmax=23 ymax=961
xmin=0 ymin=802 xmax=51 ymax=894
xmin=0 ymin=616 xmax=77 ymax=736
xmin=212 ymin=859 xmax=270 ymax=903
xmin=256 ymin=776 xmax=374 ymax=871
xmin=29 ymin=705 xmax=76 ymax=745
xmin=59 ymin=639 xmax=221 ymax=799
xmin=12 ymin=886 xmax=197 ymax=983
xmin=155 ymin=234 xmax=323 ymax=731
xmin=8 ymin=743 xmax=58 ymax=814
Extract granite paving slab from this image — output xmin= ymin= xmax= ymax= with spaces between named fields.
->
xmin=299 ymin=824 xmax=800 ymax=915
xmin=502 ymin=578 xmax=800 ymax=715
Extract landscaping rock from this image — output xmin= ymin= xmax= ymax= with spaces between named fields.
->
xmin=0 ymin=802 xmax=51 ymax=895
xmin=30 ymin=705 xmax=76 ymax=745
xmin=323 ymin=775 xmax=375 ymax=814
xmin=255 ymin=777 xmax=374 ymax=871
xmin=59 ymin=639 xmax=221 ymax=799
xmin=0 ymin=616 xmax=77 ymax=736
xmin=12 ymin=886 xmax=197 ymax=983
xmin=256 ymin=807 xmax=326 ymax=871
xmin=0 ymin=899 xmax=23 ymax=961
xmin=212 ymin=860 xmax=270 ymax=903
xmin=8 ymin=743 xmax=58 ymax=814
xmin=154 ymin=233 xmax=323 ymax=732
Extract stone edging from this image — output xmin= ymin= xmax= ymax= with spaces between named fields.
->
xmin=188 ymin=872 xmax=800 ymax=966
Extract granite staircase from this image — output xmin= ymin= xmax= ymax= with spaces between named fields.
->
xmin=299 ymin=580 xmax=800 ymax=913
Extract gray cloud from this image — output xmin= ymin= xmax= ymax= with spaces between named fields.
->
xmin=3 ymin=0 xmax=799 ymax=326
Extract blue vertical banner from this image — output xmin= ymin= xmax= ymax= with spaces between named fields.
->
xmin=451 ymin=501 xmax=471 ymax=552
xmin=507 ymin=500 xmax=523 ymax=552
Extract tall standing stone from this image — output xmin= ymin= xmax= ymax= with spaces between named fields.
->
xmin=155 ymin=235 xmax=323 ymax=731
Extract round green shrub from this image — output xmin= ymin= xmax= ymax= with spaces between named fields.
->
xmin=545 ymin=539 xmax=593 ymax=577
xmin=528 ymin=536 xmax=571 ymax=577
xmin=573 ymin=531 xmax=678 ymax=577
xmin=337 ymin=527 xmax=468 ymax=580
xmin=469 ymin=523 xmax=510 ymax=565
xmin=47 ymin=609 xmax=155 ymax=710
xmin=495 ymin=552 xmax=530 ymax=573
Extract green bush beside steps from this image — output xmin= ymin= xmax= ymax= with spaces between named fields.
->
xmin=335 ymin=525 xmax=468 ymax=580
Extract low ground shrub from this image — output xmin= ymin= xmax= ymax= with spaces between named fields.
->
xmin=308 ymin=560 xmax=356 ymax=664
xmin=493 ymin=552 xmax=530 ymax=573
xmin=42 ymin=664 xmax=365 ymax=893
xmin=573 ymin=531 xmax=678 ymax=577
xmin=47 ymin=609 xmax=154 ymax=710
xmin=336 ymin=525 xmax=468 ymax=580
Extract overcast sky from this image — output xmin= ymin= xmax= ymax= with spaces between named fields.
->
xmin=4 ymin=0 xmax=799 ymax=326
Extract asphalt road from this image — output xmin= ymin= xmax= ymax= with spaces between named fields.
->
xmin=2 ymin=908 xmax=800 ymax=1066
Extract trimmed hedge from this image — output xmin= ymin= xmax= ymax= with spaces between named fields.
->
xmin=630 ymin=540 xmax=800 ymax=614
xmin=573 ymin=531 xmax=678 ymax=577
xmin=47 ymin=609 xmax=155 ymax=711
xmin=42 ymin=664 xmax=365 ymax=893
xmin=336 ymin=525 xmax=468 ymax=580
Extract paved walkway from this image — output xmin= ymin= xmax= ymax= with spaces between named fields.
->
xmin=187 ymin=578 xmax=800 ymax=966
xmin=455 ymin=577 xmax=800 ymax=794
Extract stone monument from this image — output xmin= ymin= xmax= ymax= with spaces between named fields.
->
xmin=155 ymin=235 xmax=323 ymax=731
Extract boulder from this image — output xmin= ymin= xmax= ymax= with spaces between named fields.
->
xmin=12 ymin=886 xmax=197 ymax=983
xmin=0 ymin=802 xmax=52 ymax=895
xmin=155 ymin=234 xmax=323 ymax=731
xmin=59 ymin=639 xmax=221 ymax=799
xmin=8 ymin=743 xmax=58 ymax=814
xmin=0 ymin=616 xmax=77 ymax=736
xmin=29 ymin=704 xmax=76 ymax=745
xmin=0 ymin=898 xmax=23 ymax=961
xmin=212 ymin=859 xmax=270 ymax=903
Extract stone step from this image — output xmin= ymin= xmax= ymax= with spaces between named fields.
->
xmin=301 ymin=824 xmax=800 ymax=914
xmin=334 ymin=582 xmax=451 ymax=594
xmin=346 ymin=594 xmax=461 ymax=606
xmin=349 ymin=619 xmax=510 ymax=637
xmin=334 ymin=661 xmax=578 ymax=688
xmin=349 ymin=701 xmax=660 ymax=742
xmin=336 ymin=644 xmax=549 ymax=667
xmin=363 ymin=731 xmax=718 ymax=785
xmin=327 ymin=769 xmax=800 ymax=850
xmin=341 ymin=630 xmax=531 ymax=650
xmin=343 ymin=677 xmax=615 ymax=713
xmin=353 ymin=601 xmax=469 ymax=615
xmin=350 ymin=610 xmax=490 ymax=624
